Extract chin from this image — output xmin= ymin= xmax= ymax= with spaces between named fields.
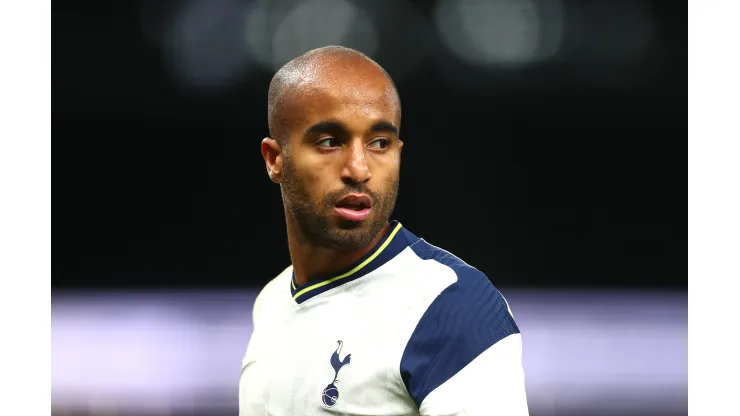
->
xmin=325 ymin=221 xmax=379 ymax=251
xmin=335 ymin=217 xmax=368 ymax=230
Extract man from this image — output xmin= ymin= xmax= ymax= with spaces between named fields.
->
xmin=239 ymin=46 xmax=529 ymax=416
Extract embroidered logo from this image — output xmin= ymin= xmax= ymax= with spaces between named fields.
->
xmin=321 ymin=340 xmax=352 ymax=408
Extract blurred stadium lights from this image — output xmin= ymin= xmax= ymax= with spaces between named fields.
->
xmin=246 ymin=0 xmax=379 ymax=72
xmin=434 ymin=0 xmax=566 ymax=68
xmin=152 ymin=0 xmax=256 ymax=92
xmin=141 ymin=0 xmax=433 ymax=91
xmin=137 ymin=0 xmax=657 ymax=93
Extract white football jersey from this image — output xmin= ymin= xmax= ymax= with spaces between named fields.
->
xmin=239 ymin=221 xmax=529 ymax=416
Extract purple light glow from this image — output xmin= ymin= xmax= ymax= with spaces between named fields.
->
xmin=51 ymin=290 xmax=687 ymax=414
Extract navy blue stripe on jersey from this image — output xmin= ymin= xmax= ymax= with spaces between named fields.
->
xmin=291 ymin=221 xmax=417 ymax=304
xmin=400 ymin=240 xmax=520 ymax=407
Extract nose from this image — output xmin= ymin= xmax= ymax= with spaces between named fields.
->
xmin=340 ymin=140 xmax=371 ymax=184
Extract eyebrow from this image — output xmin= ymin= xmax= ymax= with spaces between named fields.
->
xmin=368 ymin=121 xmax=399 ymax=136
xmin=305 ymin=120 xmax=345 ymax=136
xmin=304 ymin=120 xmax=399 ymax=137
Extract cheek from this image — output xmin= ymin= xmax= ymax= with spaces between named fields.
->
xmin=371 ymin=157 xmax=401 ymax=183
xmin=298 ymin=151 xmax=341 ymax=182
xmin=290 ymin=159 xmax=335 ymax=200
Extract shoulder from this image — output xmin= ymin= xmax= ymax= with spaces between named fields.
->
xmin=405 ymin=238 xmax=515 ymax=318
xmin=400 ymin=239 xmax=520 ymax=405
xmin=252 ymin=265 xmax=293 ymax=326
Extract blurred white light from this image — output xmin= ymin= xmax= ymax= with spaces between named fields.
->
xmin=434 ymin=0 xmax=565 ymax=68
xmin=532 ymin=0 xmax=567 ymax=62
xmin=161 ymin=0 xmax=253 ymax=91
xmin=243 ymin=0 xmax=284 ymax=69
xmin=246 ymin=0 xmax=379 ymax=71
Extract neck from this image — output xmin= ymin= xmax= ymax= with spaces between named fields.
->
xmin=285 ymin=213 xmax=391 ymax=287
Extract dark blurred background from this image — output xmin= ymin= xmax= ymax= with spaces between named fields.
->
xmin=52 ymin=0 xmax=686 ymax=415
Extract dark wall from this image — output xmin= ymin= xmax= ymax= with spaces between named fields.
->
xmin=53 ymin=0 xmax=686 ymax=290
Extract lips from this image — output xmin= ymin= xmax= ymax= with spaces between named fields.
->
xmin=334 ymin=194 xmax=372 ymax=221
xmin=335 ymin=194 xmax=372 ymax=210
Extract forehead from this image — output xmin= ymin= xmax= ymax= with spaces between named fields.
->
xmin=286 ymin=66 xmax=400 ymax=133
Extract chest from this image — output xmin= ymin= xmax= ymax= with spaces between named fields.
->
xmin=239 ymin=306 xmax=418 ymax=416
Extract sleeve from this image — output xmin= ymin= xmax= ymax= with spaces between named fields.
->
xmin=399 ymin=270 xmax=529 ymax=416
xmin=240 ymin=272 xmax=277 ymax=367
xmin=239 ymin=277 xmax=276 ymax=416
xmin=251 ymin=282 xmax=268 ymax=328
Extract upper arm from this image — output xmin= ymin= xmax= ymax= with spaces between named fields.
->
xmin=251 ymin=284 xmax=267 ymax=327
xmin=241 ymin=269 xmax=289 ymax=368
xmin=249 ymin=266 xmax=292 ymax=329
xmin=399 ymin=267 xmax=528 ymax=415
xmin=418 ymin=333 xmax=528 ymax=416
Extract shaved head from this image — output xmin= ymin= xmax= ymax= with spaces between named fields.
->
xmin=267 ymin=46 xmax=401 ymax=148
xmin=261 ymin=45 xmax=403 ymax=253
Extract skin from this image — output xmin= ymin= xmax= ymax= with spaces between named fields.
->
xmin=261 ymin=48 xmax=403 ymax=287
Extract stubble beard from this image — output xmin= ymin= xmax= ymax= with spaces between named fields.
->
xmin=280 ymin=157 xmax=399 ymax=252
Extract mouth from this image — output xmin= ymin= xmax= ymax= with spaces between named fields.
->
xmin=334 ymin=194 xmax=372 ymax=221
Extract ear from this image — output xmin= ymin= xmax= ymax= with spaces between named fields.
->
xmin=261 ymin=137 xmax=283 ymax=183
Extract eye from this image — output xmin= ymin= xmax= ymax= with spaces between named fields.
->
xmin=316 ymin=137 xmax=341 ymax=148
xmin=368 ymin=138 xmax=391 ymax=150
